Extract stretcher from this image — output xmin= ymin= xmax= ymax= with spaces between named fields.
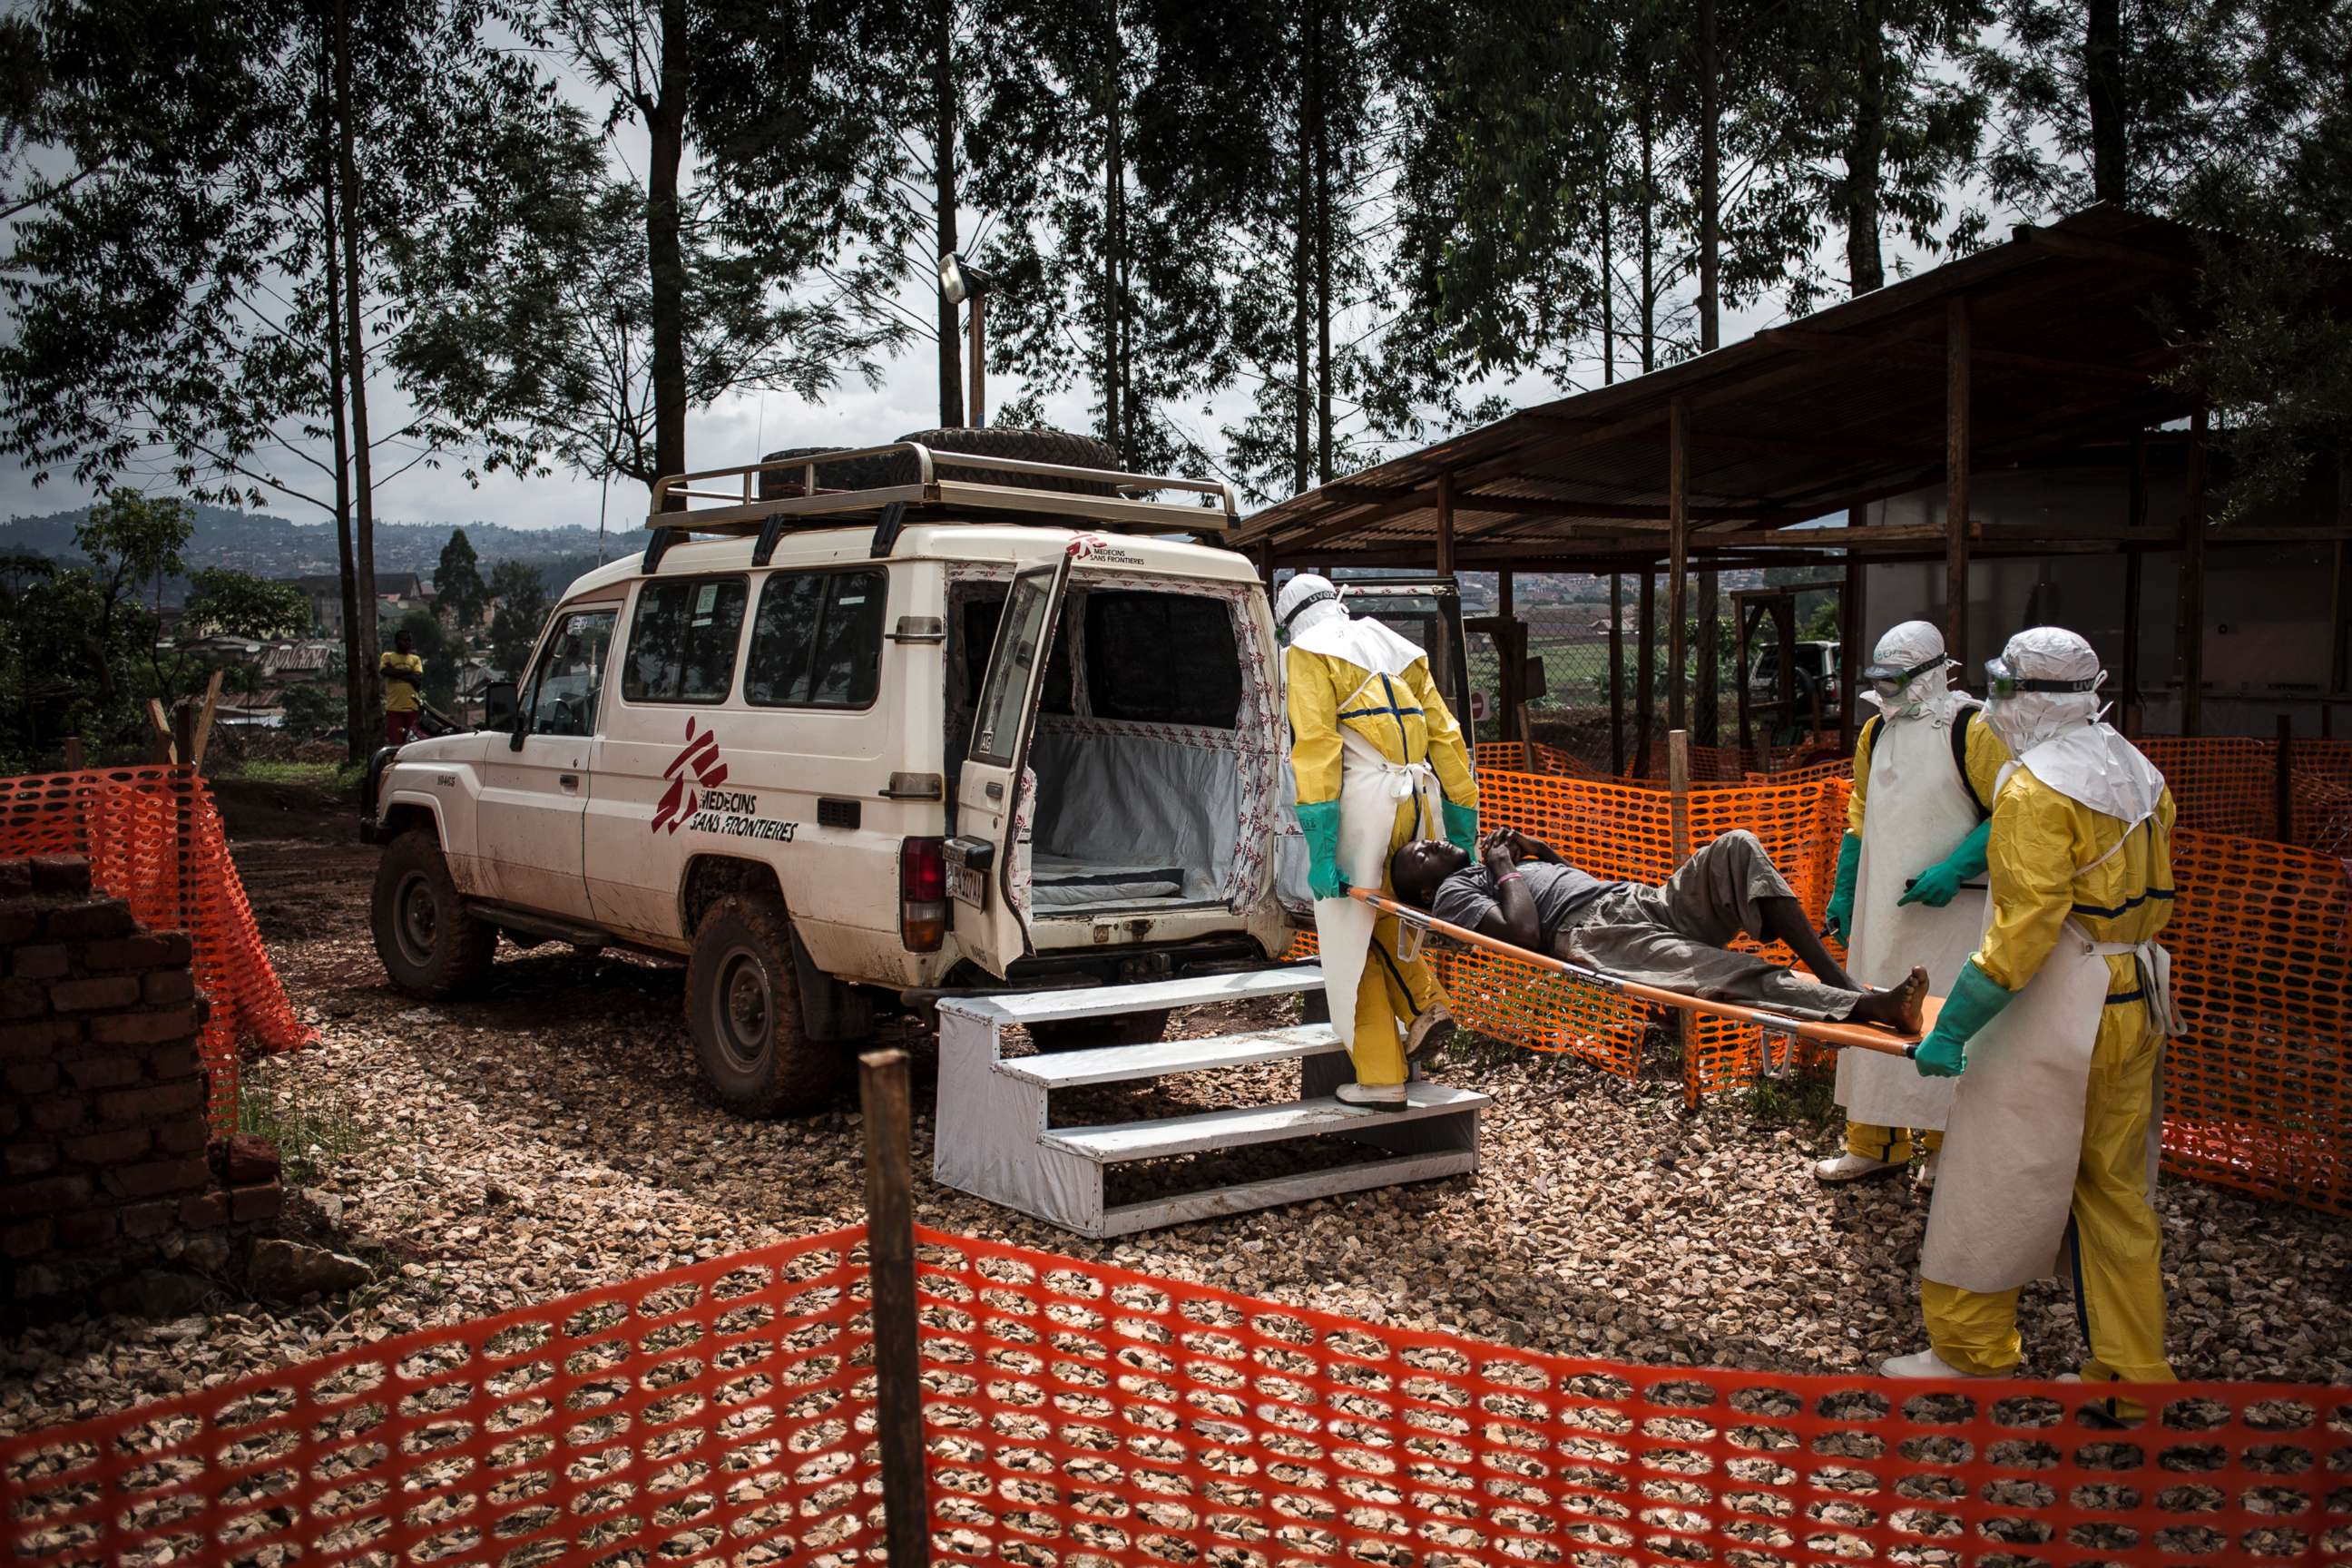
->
xmin=1348 ymin=886 xmax=1939 ymax=1070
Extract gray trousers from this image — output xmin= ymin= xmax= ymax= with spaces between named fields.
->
xmin=1547 ymin=830 xmax=1860 ymax=1021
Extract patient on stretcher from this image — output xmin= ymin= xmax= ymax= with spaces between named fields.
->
xmin=1389 ymin=828 xmax=1929 ymax=1034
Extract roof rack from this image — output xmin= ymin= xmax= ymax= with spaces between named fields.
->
xmin=643 ymin=444 xmax=1240 ymax=549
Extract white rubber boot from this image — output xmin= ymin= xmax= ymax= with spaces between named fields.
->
xmin=1917 ymin=1147 xmax=1940 ymax=1193
xmin=1879 ymin=1348 xmax=1995 ymax=1378
xmin=1336 ymin=1081 xmax=1408 ymax=1110
xmin=1404 ymin=1005 xmax=1458 ymax=1065
xmin=1813 ymin=1152 xmax=1904 ymax=1184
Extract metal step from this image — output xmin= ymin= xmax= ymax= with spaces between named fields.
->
xmin=995 ymin=1024 xmax=1339 ymax=1089
xmin=953 ymin=965 xmax=1324 ymax=1028
xmin=1041 ymin=1083 xmax=1489 ymax=1164
xmin=932 ymin=964 xmax=1485 ymax=1239
xmin=1095 ymin=1150 xmax=1479 ymax=1236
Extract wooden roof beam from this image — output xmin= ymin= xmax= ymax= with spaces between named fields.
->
xmin=2015 ymin=223 xmax=2202 ymax=278
xmin=1318 ymin=482 xmax=1759 ymax=522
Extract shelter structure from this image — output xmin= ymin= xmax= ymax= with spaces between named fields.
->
xmin=1232 ymin=206 xmax=2352 ymax=750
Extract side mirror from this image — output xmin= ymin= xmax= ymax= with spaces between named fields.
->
xmin=483 ymin=680 xmax=518 ymax=731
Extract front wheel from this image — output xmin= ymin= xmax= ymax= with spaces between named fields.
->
xmin=685 ymin=896 xmax=842 ymax=1118
xmin=370 ymin=829 xmax=496 ymax=996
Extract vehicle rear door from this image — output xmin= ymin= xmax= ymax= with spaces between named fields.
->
xmin=947 ymin=554 xmax=1073 ymax=975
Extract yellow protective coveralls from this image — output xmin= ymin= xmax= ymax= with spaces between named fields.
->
xmin=1285 ymin=632 xmax=1477 ymax=1087
xmin=1838 ymin=711 xmax=2009 ymax=1164
xmin=1922 ymin=767 xmax=2178 ymax=1385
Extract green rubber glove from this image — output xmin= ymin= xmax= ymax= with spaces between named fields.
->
xmin=1442 ymin=799 xmax=1478 ymax=856
xmin=1297 ymin=799 xmax=1348 ymax=901
xmin=1824 ymin=833 xmax=1861 ymax=941
xmin=1912 ymin=958 xmax=2014 ymax=1077
xmin=1900 ymin=818 xmax=1993 ymax=907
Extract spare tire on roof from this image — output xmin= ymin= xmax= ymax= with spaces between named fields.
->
xmin=755 ymin=427 xmax=1127 ymax=502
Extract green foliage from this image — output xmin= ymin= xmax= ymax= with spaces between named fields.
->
xmin=396 ymin=606 xmax=459 ymax=710
xmin=182 ymin=568 xmax=309 ymax=640
xmin=487 ymin=558 xmax=552 ymax=679
xmin=279 ymin=682 xmax=343 ymax=742
xmin=435 ymin=529 xmax=486 ymax=631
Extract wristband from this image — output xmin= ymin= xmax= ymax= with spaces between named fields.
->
xmin=1496 ymin=871 xmax=1524 ymax=887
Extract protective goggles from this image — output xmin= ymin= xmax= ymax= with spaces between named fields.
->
xmin=1983 ymin=656 xmax=2101 ymax=699
xmin=1861 ymin=652 xmax=1945 ymax=692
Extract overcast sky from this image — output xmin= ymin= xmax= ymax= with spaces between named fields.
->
xmin=0 ymin=39 xmax=1969 ymax=535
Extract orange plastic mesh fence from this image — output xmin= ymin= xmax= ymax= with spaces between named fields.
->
xmin=2160 ymin=828 xmax=2351 ymax=1215
xmin=913 ymin=1225 xmax=2352 ymax=1568
xmin=1472 ymin=740 xmax=1848 ymax=787
xmin=0 ymin=767 xmax=313 ymax=1128
xmin=2122 ymin=738 xmax=2352 ymax=854
xmin=0 ymin=1228 xmax=879 ymax=1568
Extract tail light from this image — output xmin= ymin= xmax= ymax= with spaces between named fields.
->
xmin=900 ymin=836 xmax=946 ymax=952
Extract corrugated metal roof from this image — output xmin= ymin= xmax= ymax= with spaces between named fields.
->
xmin=1235 ymin=206 xmax=2350 ymax=569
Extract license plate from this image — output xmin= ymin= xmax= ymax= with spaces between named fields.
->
xmin=946 ymin=858 xmax=988 ymax=911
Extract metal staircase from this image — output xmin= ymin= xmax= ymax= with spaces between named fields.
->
xmin=933 ymin=965 xmax=1488 ymax=1237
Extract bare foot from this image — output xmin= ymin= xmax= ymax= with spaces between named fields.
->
xmin=1849 ymin=965 xmax=1930 ymax=1034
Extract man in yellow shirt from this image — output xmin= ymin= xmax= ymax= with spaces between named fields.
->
xmin=1279 ymin=573 xmax=1477 ymax=1107
xmin=380 ymin=629 xmax=426 ymax=746
xmin=1885 ymin=627 xmax=2180 ymax=1406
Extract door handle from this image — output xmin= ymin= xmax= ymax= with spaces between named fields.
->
xmin=985 ymin=780 xmax=1004 ymax=800
xmin=559 ymin=774 xmax=580 ymax=789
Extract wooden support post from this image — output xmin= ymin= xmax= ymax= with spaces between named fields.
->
xmin=172 ymin=700 xmax=198 ymax=935
xmin=146 ymin=699 xmax=174 ymax=764
xmin=1667 ymin=397 xmax=1690 ymax=732
xmin=191 ymin=669 xmax=224 ymax=773
xmin=2276 ymin=713 xmax=2295 ymax=845
xmin=1608 ymin=573 xmax=1626 ymax=777
xmin=1635 ymin=568 xmax=1657 ymax=778
xmin=859 ymin=1049 xmax=928 ymax=1568
xmin=2121 ymin=550 xmax=2143 ymax=735
xmin=1839 ymin=546 xmax=1865 ymax=751
xmin=1667 ymin=729 xmax=1691 ymax=863
xmin=1435 ymin=471 xmax=1457 ymax=578
xmin=2332 ymin=539 xmax=2350 ymax=699
xmin=2179 ymin=404 xmax=2210 ymax=737
xmin=1736 ymin=604 xmax=1755 ymax=760
xmin=1694 ymin=569 xmax=1719 ymax=746
xmin=62 ymin=737 xmax=84 ymax=771
xmin=1944 ymin=297 xmax=1972 ymax=672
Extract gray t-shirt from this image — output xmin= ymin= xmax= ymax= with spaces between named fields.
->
xmin=1429 ymin=860 xmax=1625 ymax=943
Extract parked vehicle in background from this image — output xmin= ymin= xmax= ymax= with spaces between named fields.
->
xmin=363 ymin=432 xmax=1295 ymax=1116
xmin=1749 ymin=637 xmax=1841 ymax=725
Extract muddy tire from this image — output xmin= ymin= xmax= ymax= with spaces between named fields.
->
xmin=1029 ymin=1008 xmax=1173 ymax=1053
xmin=371 ymin=829 xmax=496 ymax=997
xmin=757 ymin=446 xmax=902 ymax=500
xmin=686 ymin=895 xmax=841 ymax=1117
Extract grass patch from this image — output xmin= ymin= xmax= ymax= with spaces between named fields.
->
xmin=228 ymin=760 xmax=341 ymax=789
xmin=237 ymin=1074 xmax=371 ymax=1187
xmin=1742 ymin=1055 xmax=1841 ymax=1133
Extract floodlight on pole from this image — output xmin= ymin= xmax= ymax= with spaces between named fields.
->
xmin=940 ymin=251 xmax=990 ymax=427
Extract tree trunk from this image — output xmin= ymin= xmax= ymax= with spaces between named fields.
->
xmin=1601 ymin=158 xmax=1615 ymax=385
xmin=2086 ymin=0 xmax=2126 ymax=203
xmin=318 ymin=77 xmax=361 ymax=760
xmin=1308 ymin=0 xmax=1333 ymax=483
xmin=647 ymin=0 xmax=690 ymax=505
xmin=333 ymin=0 xmax=380 ymax=748
xmin=1846 ymin=0 xmax=1886 ymax=295
xmin=1637 ymin=93 xmax=1657 ymax=373
xmin=1100 ymin=0 xmax=1122 ymax=461
xmin=934 ymin=0 xmax=964 ymax=427
xmin=1694 ymin=570 xmax=1719 ymax=745
xmin=1696 ymin=0 xmax=1720 ymax=352
xmin=1290 ymin=90 xmax=1311 ymax=495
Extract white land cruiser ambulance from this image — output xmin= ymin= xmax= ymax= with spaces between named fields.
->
xmin=365 ymin=435 xmax=1306 ymax=1116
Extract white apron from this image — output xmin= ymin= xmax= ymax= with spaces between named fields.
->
xmin=1920 ymin=760 xmax=2177 ymax=1294
xmin=1313 ymin=728 xmax=1444 ymax=1053
xmin=1836 ymin=705 xmax=1983 ymax=1132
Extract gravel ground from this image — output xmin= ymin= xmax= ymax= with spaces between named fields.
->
xmin=5 ymin=794 xmax=2347 ymax=1436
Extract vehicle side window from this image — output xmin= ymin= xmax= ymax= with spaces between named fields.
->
xmin=747 ymin=569 xmax=887 ymax=709
xmin=1083 ymin=591 xmax=1240 ymax=728
xmin=526 ymin=609 xmax=617 ymax=737
xmin=623 ymin=576 xmax=748 ymax=703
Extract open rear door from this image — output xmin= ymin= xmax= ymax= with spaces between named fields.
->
xmin=947 ymin=554 xmax=1073 ymax=977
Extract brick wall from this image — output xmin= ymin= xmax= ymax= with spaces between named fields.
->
xmin=1 ymin=855 xmax=278 ymax=1307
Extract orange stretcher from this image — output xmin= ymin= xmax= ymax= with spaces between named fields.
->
xmin=1348 ymin=887 xmax=1939 ymax=1067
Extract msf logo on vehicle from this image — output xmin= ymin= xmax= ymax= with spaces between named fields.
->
xmin=652 ymin=718 xmax=730 ymax=835
xmin=650 ymin=717 xmax=800 ymax=842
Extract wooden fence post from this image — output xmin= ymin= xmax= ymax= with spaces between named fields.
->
xmin=859 ymin=1049 xmax=928 ymax=1568
xmin=2275 ymin=714 xmax=2294 ymax=846
xmin=1668 ymin=729 xmax=1695 ymax=1102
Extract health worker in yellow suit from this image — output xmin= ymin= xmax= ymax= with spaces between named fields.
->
xmin=1279 ymin=573 xmax=1477 ymax=1107
xmin=1884 ymin=627 xmax=2180 ymax=1407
